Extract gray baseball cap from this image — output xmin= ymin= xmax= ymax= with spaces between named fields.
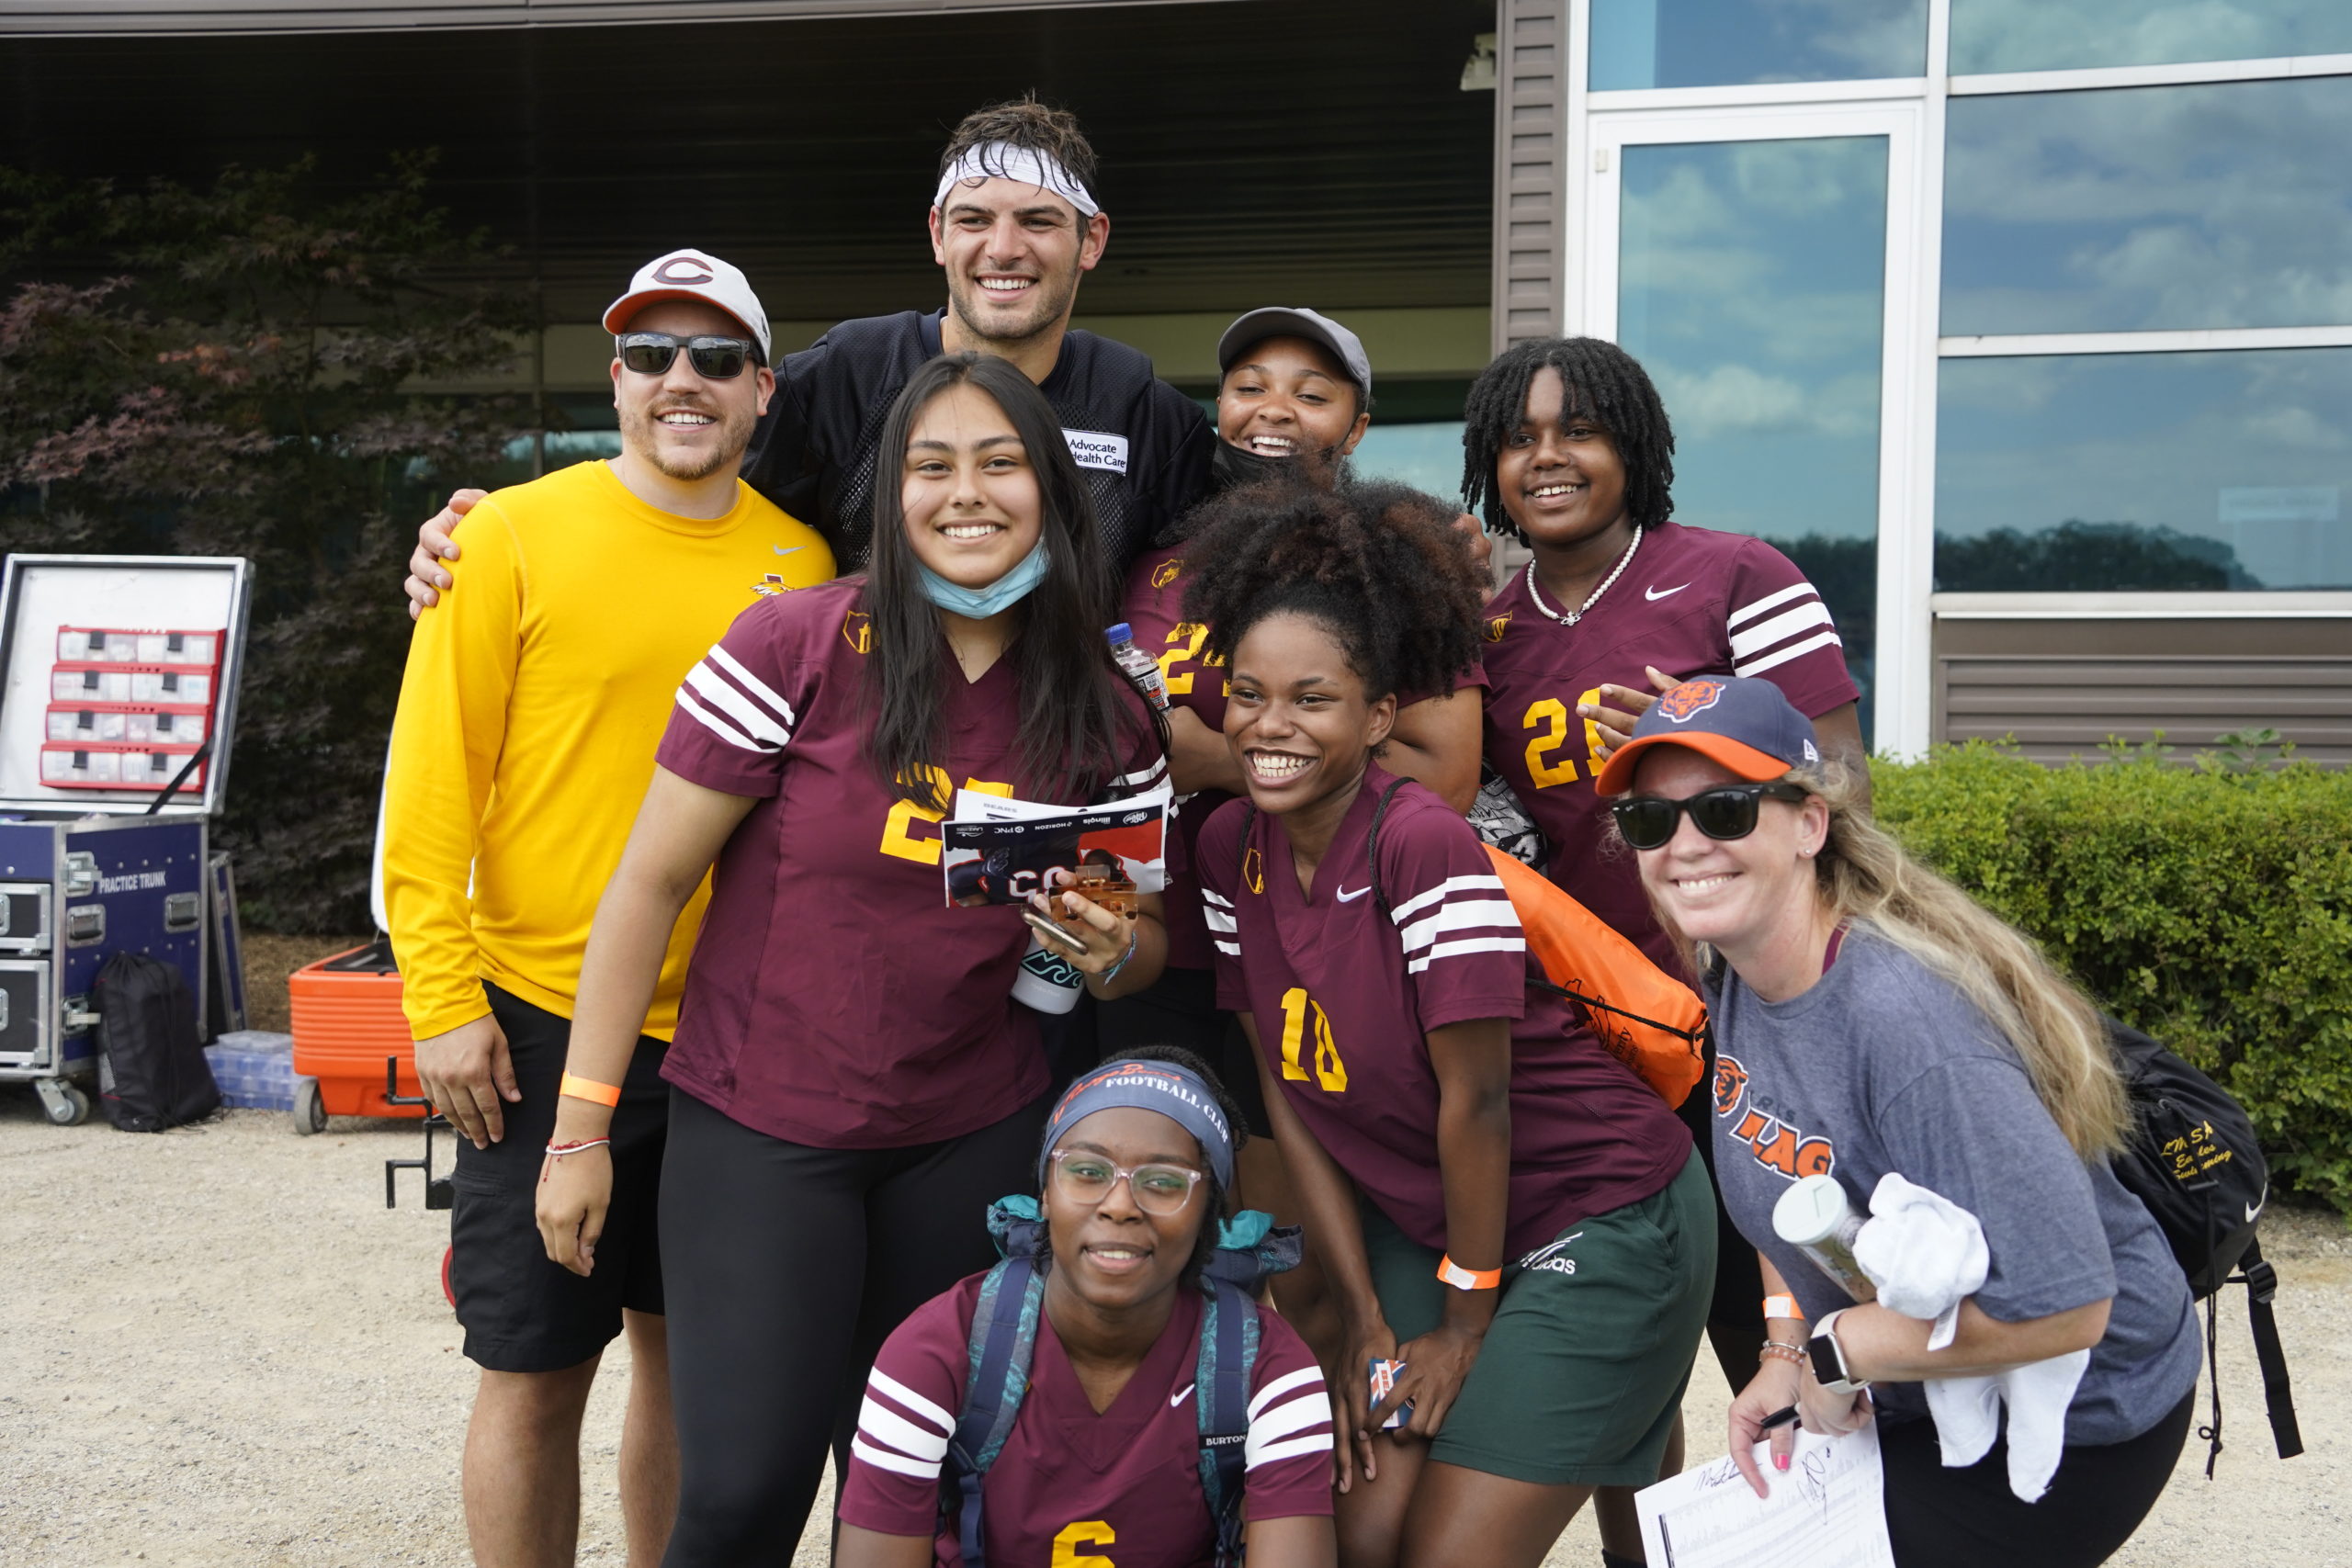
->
xmin=1216 ymin=308 xmax=1372 ymax=403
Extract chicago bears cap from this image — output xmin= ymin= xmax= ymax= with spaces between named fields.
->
xmin=1216 ymin=307 xmax=1372 ymax=403
xmin=603 ymin=248 xmax=772 ymax=361
xmin=1594 ymin=675 xmax=1821 ymax=796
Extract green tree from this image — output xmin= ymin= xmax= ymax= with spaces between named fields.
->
xmin=0 ymin=154 xmax=540 ymax=931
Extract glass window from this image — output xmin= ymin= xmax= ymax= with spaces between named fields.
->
xmin=1951 ymin=0 xmax=2352 ymax=76
xmin=1349 ymin=421 xmax=1469 ymax=504
xmin=1935 ymin=348 xmax=2352 ymax=591
xmin=1619 ymin=136 xmax=1887 ymax=726
xmin=1942 ymin=77 xmax=2352 ymax=335
xmin=1591 ymin=0 xmax=1924 ymax=91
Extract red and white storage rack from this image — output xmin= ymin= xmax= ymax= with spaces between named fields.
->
xmin=40 ymin=625 xmax=225 ymax=795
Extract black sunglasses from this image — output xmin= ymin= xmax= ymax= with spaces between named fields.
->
xmin=616 ymin=332 xmax=762 ymax=379
xmin=1611 ymin=781 xmax=1811 ymax=852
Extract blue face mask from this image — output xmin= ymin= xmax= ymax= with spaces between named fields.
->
xmin=917 ymin=538 xmax=1052 ymax=618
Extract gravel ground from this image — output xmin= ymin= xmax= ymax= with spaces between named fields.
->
xmin=1 ymin=951 xmax=2342 ymax=1566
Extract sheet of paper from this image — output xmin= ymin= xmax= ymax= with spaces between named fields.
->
xmin=1634 ymin=1423 xmax=1894 ymax=1568
xmin=950 ymin=783 xmax=1170 ymax=823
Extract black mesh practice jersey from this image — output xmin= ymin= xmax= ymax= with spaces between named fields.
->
xmin=741 ymin=309 xmax=1216 ymax=571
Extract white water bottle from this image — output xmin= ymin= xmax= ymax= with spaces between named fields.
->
xmin=1011 ymin=931 xmax=1084 ymax=1014
xmin=1773 ymin=1175 xmax=1878 ymax=1302
xmin=1105 ymin=623 xmax=1170 ymax=712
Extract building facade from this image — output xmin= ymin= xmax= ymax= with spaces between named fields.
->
xmin=6 ymin=0 xmax=2348 ymax=760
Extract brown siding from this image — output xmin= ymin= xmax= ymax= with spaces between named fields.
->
xmin=1932 ymin=617 xmax=2352 ymax=764
xmin=1490 ymin=0 xmax=1566 ymax=356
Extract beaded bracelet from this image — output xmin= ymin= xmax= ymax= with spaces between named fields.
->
xmin=1759 ymin=1339 xmax=1806 ymax=1367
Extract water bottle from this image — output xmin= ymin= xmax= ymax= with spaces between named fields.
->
xmin=1106 ymin=622 xmax=1170 ymax=713
xmin=1011 ymin=931 xmax=1084 ymax=1014
xmin=1772 ymin=1175 xmax=1877 ymax=1302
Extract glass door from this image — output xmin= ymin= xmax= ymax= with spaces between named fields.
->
xmin=1579 ymin=102 xmax=1928 ymax=748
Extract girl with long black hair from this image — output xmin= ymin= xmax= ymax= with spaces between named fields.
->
xmin=535 ymin=352 xmax=1170 ymax=1564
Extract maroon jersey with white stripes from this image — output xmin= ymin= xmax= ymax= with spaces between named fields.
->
xmin=1195 ymin=765 xmax=1689 ymax=1255
xmin=654 ymin=578 xmax=1167 ymax=1147
xmin=838 ymin=1272 xmax=1333 ymax=1566
xmin=1479 ymin=522 xmax=1859 ymax=970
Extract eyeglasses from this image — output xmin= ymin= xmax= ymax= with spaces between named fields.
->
xmin=1046 ymin=1149 xmax=1206 ymax=1216
xmin=1611 ymin=781 xmax=1811 ymax=852
xmin=615 ymin=332 xmax=761 ymax=379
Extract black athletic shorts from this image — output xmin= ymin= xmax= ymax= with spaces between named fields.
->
xmin=1097 ymin=964 xmax=1271 ymax=1137
xmin=448 ymin=982 xmax=668 ymax=1373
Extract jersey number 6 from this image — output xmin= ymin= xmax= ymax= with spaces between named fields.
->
xmin=1278 ymin=987 xmax=1348 ymax=1092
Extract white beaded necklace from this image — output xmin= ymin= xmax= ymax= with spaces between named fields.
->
xmin=1525 ymin=525 xmax=1643 ymax=626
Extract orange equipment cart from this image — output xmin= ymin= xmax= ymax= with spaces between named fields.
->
xmin=288 ymin=937 xmax=422 ymax=1133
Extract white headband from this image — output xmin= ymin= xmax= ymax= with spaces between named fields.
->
xmin=933 ymin=141 xmax=1100 ymax=219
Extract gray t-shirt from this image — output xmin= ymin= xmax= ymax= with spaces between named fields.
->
xmin=1705 ymin=926 xmax=2199 ymax=1445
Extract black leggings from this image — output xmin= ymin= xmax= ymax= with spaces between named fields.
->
xmin=657 ymin=1088 xmax=1049 ymax=1566
xmin=1882 ymin=1387 xmax=2195 ymax=1568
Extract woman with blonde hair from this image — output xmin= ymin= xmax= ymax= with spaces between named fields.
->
xmin=1599 ymin=677 xmax=2198 ymax=1568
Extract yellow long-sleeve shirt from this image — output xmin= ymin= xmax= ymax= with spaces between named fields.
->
xmin=382 ymin=457 xmax=834 ymax=1041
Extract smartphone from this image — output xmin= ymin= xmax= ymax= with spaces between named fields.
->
xmin=1368 ymin=1359 xmax=1411 ymax=1431
xmin=1023 ymin=910 xmax=1089 ymax=953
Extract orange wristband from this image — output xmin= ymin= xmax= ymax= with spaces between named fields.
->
xmin=559 ymin=1072 xmax=622 ymax=1108
xmin=1435 ymin=1254 xmax=1502 ymax=1292
xmin=1763 ymin=1293 xmax=1805 ymax=1322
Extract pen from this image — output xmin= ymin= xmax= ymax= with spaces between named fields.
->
xmin=1758 ymin=1404 xmax=1801 ymax=1433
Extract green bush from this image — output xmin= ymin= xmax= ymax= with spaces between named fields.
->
xmin=1874 ymin=740 xmax=2352 ymax=1215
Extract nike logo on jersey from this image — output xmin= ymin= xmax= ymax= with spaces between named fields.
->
xmin=1170 ymin=1384 xmax=1195 ymax=1408
xmin=775 ymin=544 xmax=807 ymax=556
xmin=1645 ymin=582 xmax=1691 ymax=601
xmin=1336 ymin=886 xmax=1371 ymax=903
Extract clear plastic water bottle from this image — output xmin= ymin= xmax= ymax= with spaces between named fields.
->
xmin=1105 ymin=622 xmax=1170 ymax=712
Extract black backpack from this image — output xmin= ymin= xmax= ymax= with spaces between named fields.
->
xmin=93 ymin=951 xmax=220 ymax=1133
xmin=2106 ymin=1017 xmax=2301 ymax=1472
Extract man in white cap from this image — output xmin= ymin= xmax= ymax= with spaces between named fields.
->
xmin=381 ymin=252 xmax=832 ymax=1568
xmin=405 ymin=95 xmax=1215 ymax=597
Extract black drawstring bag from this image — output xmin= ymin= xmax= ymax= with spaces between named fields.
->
xmin=94 ymin=951 xmax=220 ymax=1133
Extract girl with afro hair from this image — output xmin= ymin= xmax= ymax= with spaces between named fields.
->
xmin=1183 ymin=479 xmax=1714 ymax=1568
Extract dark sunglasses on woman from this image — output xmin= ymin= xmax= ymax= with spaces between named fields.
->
xmin=1611 ymin=781 xmax=1811 ymax=852
xmin=616 ymin=332 xmax=762 ymax=379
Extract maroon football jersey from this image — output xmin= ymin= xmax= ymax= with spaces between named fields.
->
xmin=839 ymin=1273 xmax=1334 ymax=1567
xmin=1124 ymin=543 xmax=1487 ymax=976
xmin=655 ymin=578 xmax=1167 ymax=1147
xmin=1195 ymin=764 xmax=1690 ymax=1257
xmin=1479 ymin=522 xmax=1860 ymax=971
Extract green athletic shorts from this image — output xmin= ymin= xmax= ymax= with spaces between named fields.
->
xmin=1363 ymin=1145 xmax=1717 ymax=1487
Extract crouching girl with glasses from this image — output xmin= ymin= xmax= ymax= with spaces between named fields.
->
xmin=835 ymin=1046 xmax=1339 ymax=1568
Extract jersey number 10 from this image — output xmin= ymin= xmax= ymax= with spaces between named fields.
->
xmin=1278 ymin=987 xmax=1348 ymax=1092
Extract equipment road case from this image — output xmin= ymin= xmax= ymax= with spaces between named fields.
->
xmin=0 ymin=555 xmax=251 ymax=1125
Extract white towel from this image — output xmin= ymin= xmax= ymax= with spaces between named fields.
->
xmin=1852 ymin=1173 xmax=2090 ymax=1503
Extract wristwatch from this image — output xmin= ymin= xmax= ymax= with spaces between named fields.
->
xmin=1809 ymin=1308 xmax=1871 ymax=1396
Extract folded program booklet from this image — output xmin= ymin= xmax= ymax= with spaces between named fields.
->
xmin=942 ymin=785 xmax=1169 ymax=911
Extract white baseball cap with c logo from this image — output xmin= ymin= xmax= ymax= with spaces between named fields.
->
xmin=602 ymin=248 xmax=772 ymax=361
